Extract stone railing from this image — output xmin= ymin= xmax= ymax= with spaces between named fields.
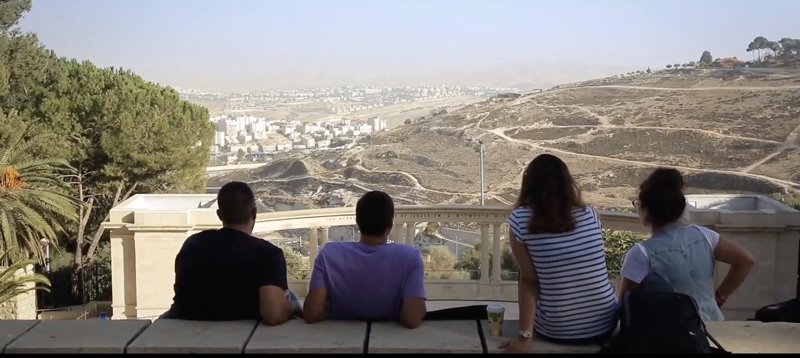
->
xmin=106 ymin=194 xmax=799 ymax=321
xmin=0 ymin=319 xmax=798 ymax=353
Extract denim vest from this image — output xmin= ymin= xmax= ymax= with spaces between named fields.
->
xmin=639 ymin=223 xmax=724 ymax=322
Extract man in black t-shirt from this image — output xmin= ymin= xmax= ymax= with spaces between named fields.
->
xmin=164 ymin=181 xmax=300 ymax=324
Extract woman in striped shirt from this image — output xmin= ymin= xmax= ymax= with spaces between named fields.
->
xmin=501 ymin=154 xmax=618 ymax=352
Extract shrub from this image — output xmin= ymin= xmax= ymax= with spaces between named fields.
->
xmin=421 ymin=246 xmax=470 ymax=280
xmin=281 ymin=245 xmax=309 ymax=280
xmin=603 ymin=229 xmax=647 ymax=277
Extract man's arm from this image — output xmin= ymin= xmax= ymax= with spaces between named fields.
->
xmin=304 ymin=253 xmax=328 ymax=323
xmin=399 ymin=251 xmax=427 ymax=329
xmin=259 ymin=285 xmax=294 ymax=325
xmin=257 ymin=248 xmax=295 ymax=325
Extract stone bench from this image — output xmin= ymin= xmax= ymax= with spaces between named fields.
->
xmin=483 ymin=320 xmax=602 ymax=353
xmin=127 ymin=319 xmax=257 ymax=353
xmin=3 ymin=320 xmax=150 ymax=354
xmin=245 ymin=319 xmax=366 ymax=353
xmin=0 ymin=319 xmax=797 ymax=353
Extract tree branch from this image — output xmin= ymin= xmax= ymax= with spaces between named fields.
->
xmin=85 ymin=181 xmax=139 ymax=264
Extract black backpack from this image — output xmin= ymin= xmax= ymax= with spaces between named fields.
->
xmin=599 ymin=290 xmax=728 ymax=354
xmin=754 ymin=298 xmax=800 ymax=323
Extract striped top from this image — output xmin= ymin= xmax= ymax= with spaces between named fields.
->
xmin=508 ymin=206 xmax=619 ymax=341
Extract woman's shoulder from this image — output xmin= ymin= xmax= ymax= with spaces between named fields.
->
xmin=509 ymin=206 xmax=532 ymax=218
xmin=572 ymin=206 xmax=597 ymax=220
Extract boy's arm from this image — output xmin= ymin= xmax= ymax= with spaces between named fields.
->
xmin=399 ymin=251 xmax=427 ymax=329
xmin=303 ymin=252 xmax=328 ymax=323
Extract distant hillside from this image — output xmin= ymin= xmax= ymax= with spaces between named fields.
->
xmin=223 ymin=68 xmax=800 ymax=210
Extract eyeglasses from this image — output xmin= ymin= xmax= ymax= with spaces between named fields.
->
xmin=631 ymin=199 xmax=641 ymax=209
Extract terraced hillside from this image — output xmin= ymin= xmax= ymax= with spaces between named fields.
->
xmin=212 ymin=68 xmax=800 ymax=209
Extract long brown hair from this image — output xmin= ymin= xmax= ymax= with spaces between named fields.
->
xmin=514 ymin=154 xmax=585 ymax=234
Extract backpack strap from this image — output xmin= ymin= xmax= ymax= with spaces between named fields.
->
xmin=699 ymin=319 xmax=730 ymax=353
xmin=638 ymin=242 xmax=677 ymax=293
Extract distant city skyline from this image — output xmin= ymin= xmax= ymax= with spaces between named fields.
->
xmin=18 ymin=0 xmax=800 ymax=92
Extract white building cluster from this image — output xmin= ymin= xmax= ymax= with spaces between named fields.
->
xmin=209 ymin=115 xmax=387 ymax=164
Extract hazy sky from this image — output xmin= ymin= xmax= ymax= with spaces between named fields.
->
xmin=18 ymin=0 xmax=800 ymax=92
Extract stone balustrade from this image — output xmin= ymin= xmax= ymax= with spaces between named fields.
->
xmin=106 ymin=194 xmax=799 ymax=321
xmin=0 ymin=319 xmax=797 ymax=353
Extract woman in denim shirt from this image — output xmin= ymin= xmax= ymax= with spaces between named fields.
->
xmin=619 ymin=168 xmax=755 ymax=321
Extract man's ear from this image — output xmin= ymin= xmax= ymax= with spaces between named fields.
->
xmin=251 ymin=206 xmax=257 ymax=220
xmin=216 ymin=209 xmax=223 ymax=222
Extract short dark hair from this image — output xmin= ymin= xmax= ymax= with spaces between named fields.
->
xmin=638 ymin=168 xmax=686 ymax=227
xmin=217 ymin=181 xmax=256 ymax=225
xmin=356 ymin=191 xmax=394 ymax=236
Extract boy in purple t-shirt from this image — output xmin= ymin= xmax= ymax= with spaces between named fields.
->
xmin=303 ymin=191 xmax=427 ymax=328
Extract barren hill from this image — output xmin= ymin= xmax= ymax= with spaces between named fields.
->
xmin=215 ymin=68 xmax=800 ymax=210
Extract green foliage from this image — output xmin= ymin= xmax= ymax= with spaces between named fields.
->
xmin=0 ymin=119 xmax=79 ymax=264
xmin=774 ymin=190 xmax=800 ymax=210
xmin=454 ymin=242 xmax=517 ymax=280
xmin=453 ymin=246 xmax=480 ymax=277
xmin=0 ymin=248 xmax=50 ymax=306
xmin=699 ymin=50 xmax=713 ymax=67
xmin=42 ymin=242 xmax=111 ymax=306
xmin=422 ymin=222 xmax=439 ymax=236
xmin=0 ymin=9 xmax=214 ymax=270
xmin=26 ymin=59 xmax=215 ymax=196
xmin=454 ymin=230 xmax=645 ymax=281
xmin=779 ymin=38 xmax=799 ymax=58
xmin=0 ymin=0 xmax=31 ymax=33
xmin=603 ymin=229 xmax=647 ymax=276
xmin=421 ymin=245 xmax=469 ymax=280
xmin=0 ymin=1 xmax=214 ymax=306
xmin=281 ymin=246 xmax=309 ymax=280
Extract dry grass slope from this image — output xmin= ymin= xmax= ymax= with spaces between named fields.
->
xmin=217 ymin=68 xmax=800 ymax=210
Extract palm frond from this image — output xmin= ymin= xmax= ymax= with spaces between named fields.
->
xmin=0 ymin=124 xmax=79 ymax=264
xmin=0 ymin=252 xmax=51 ymax=305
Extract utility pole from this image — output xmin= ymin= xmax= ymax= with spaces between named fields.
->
xmin=479 ymin=140 xmax=486 ymax=206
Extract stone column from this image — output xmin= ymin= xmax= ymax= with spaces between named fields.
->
xmin=491 ymin=223 xmax=503 ymax=282
xmin=319 ymin=227 xmax=329 ymax=248
xmin=480 ymin=224 xmax=490 ymax=282
xmin=389 ymin=224 xmax=401 ymax=244
xmin=308 ymin=227 xmax=319 ymax=270
xmin=133 ymin=230 xmax=191 ymax=319
xmin=110 ymin=228 xmax=136 ymax=320
xmin=406 ymin=223 xmax=416 ymax=246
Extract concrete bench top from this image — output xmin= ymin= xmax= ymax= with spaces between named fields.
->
xmin=0 ymin=320 xmax=39 ymax=352
xmin=245 ymin=319 xmax=366 ymax=354
xmin=0 ymin=319 xmax=797 ymax=353
xmin=369 ymin=320 xmax=483 ymax=353
xmin=3 ymin=320 xmax=150 ymax=354
xmin=482 ymin=320 xmax=602 ymax=354
xmin=127 ymin=319 xmax=257 ymax=354
xmin=706 ymin=320 xmax=800 ymax=354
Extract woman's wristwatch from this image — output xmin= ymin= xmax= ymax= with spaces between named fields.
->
xmin=518 ymin=330 xmax=533 ymax=339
